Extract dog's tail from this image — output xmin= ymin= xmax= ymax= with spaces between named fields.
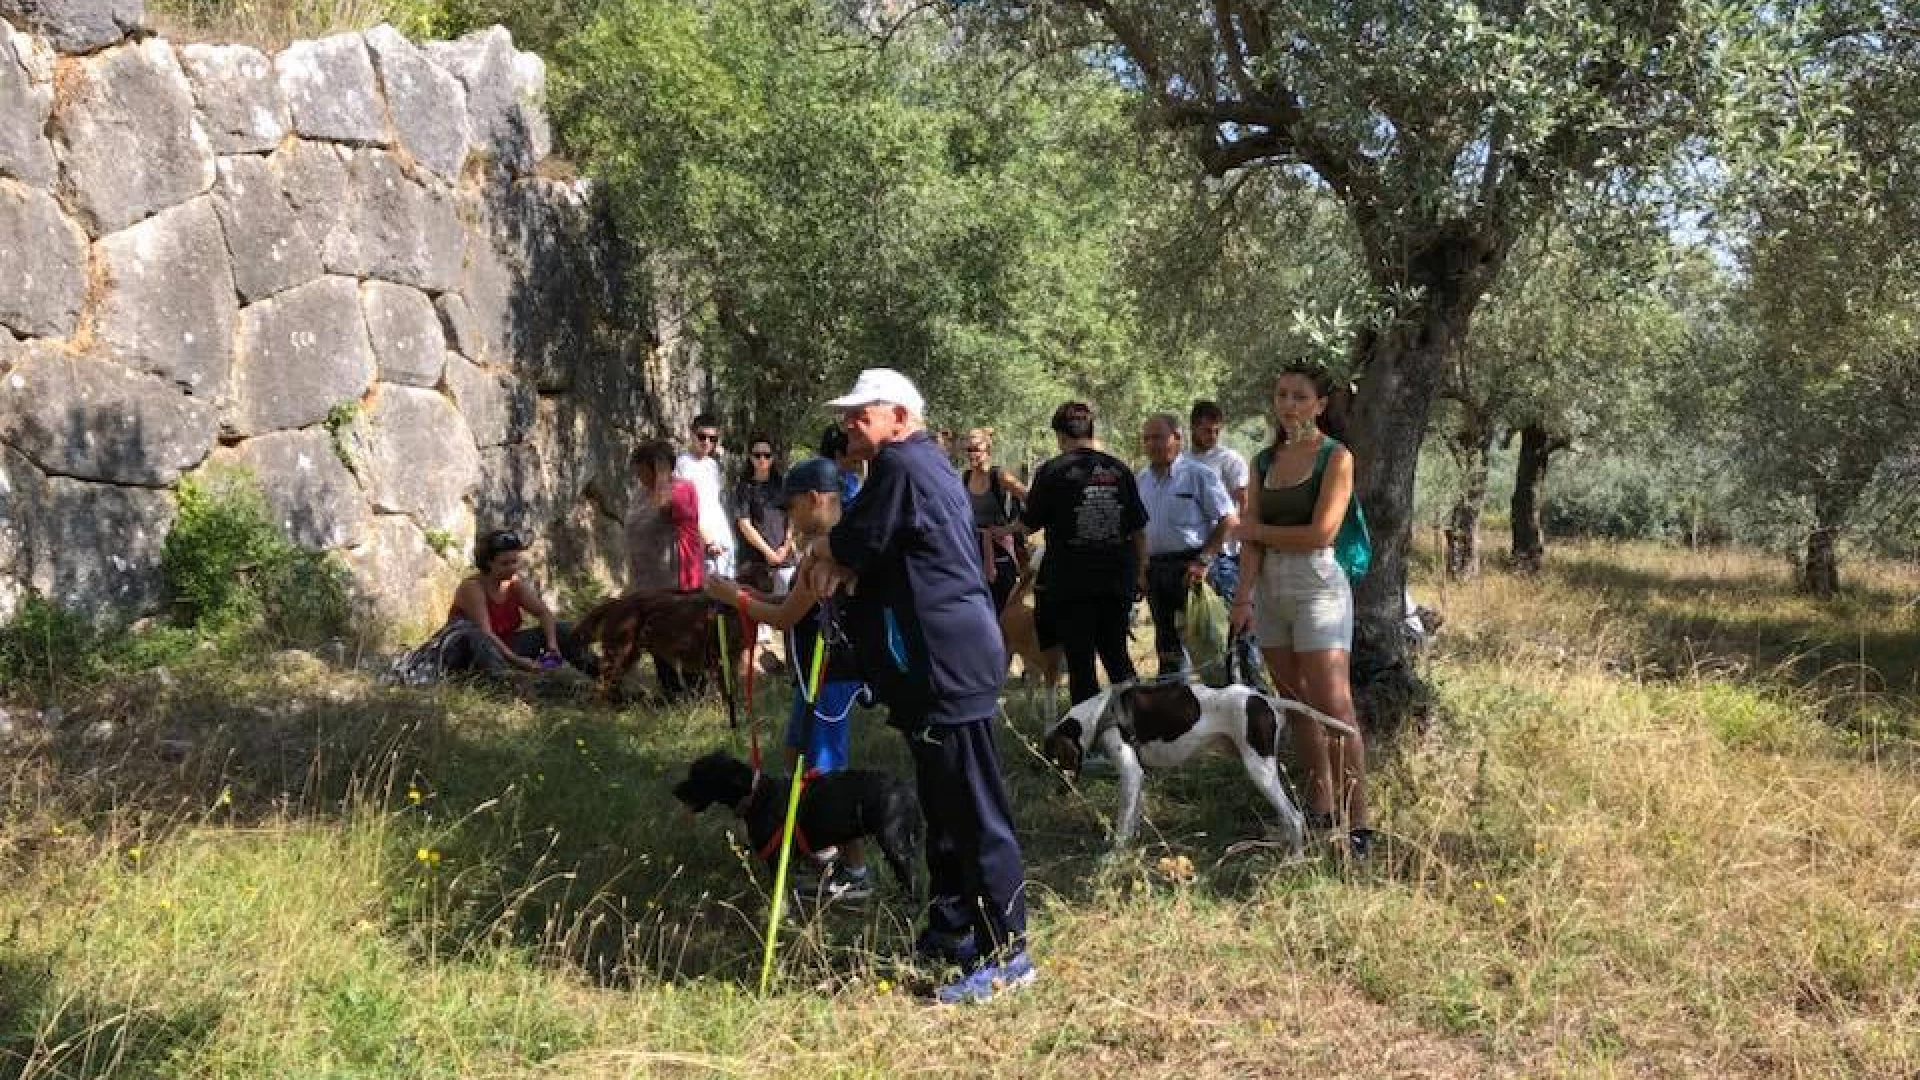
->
xmin=1267 ymin=693 xmax=1362 ymax=738
xmin=1006 ymin=557 xmax=1038 ymax=607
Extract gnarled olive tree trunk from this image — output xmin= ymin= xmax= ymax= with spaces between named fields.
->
xmin=1509 ymin=423 xmax=1564 ymax=573
xmin=1798 ymin=490 xmax=1847 ymax=597
xmin=1443 ymin=419 xmax=1496 ymax=580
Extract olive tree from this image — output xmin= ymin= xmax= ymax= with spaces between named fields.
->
xmin=995 ymin=0 xmax=1842 ymax=716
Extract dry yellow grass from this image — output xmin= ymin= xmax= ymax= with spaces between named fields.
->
xmin=0 ymin=540 xmax=1915 ymax=1077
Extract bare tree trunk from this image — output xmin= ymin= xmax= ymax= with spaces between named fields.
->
xmin=1345 ymin=301 xmax=1475 ymax=735
xmin=1443 ymin=420 xmax=1494 ymax=580
xmin=1509 ymin=423 xmax=1559 ymax=573
xmin=1798 ymin=491 xmax=1845 ymax=596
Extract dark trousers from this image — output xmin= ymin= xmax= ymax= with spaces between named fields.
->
xmin=1046 ymin=590 xmax=1136 ymax=705
xmin=446 ymin=623 xmax=596 ymax=675
xmin=1145 ymin=551 xmax=1200 ymax=675
xmin=985 ymin=548 xmax=1020 ymax=614
xmin=906 ymin=717 xmax=1028 ymax=961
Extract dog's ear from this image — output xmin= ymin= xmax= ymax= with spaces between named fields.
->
xmin=1043 ymin=717 xmax=1083 ymax=775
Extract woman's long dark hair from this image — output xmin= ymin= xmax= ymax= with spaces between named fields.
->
xmin=1272 ymin=361 xmax=1354 ymax=447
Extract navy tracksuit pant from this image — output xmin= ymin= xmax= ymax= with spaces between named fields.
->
xmin=904 ymin=716 xmax=1027 ymax=962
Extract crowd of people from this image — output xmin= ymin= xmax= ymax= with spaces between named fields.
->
xmin=422 ymin=363 xmax=1371 ymax=1005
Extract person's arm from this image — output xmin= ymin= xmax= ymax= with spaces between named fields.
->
xmin=737 ymin=516 xmax=777 ymax=563
xmin=514 ymin=576 xmax=562 ymax=656
xmin=456 ymin=580 xmax=538 ymax=671
xmin=1188 ymin=469 xmax=1236 ymax=584
xmin=825 ymin=453 xmax=913 ymax=578
xmin=704 ymin=570 xmax=819 ymax=630
xmin=1231 ymin=484 xmax=1263 ymax=631
xmin=1241 ymin=448 xmax=1353 ymax=551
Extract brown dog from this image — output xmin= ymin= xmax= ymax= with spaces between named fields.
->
xmin=998 ymin=562 xmax=1060 ymax=689
xmin=572 ymin=590 xmax=756 ymax=704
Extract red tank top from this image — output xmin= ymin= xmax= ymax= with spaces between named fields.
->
xmin=452 ymin=584 xmax=523 ymax=638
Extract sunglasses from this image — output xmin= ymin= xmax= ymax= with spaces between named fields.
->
xmin=750 ymin=451 xmax=773 ymax=460
xmin=694 ymin=432 xmax=720 ymax=443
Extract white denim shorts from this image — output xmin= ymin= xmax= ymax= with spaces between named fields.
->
xmin=1252 ymin=548 xmax=1353 ymax=653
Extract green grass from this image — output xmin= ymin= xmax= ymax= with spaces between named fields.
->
xmin=1 ymin=540 xmax=1917 ymax=1077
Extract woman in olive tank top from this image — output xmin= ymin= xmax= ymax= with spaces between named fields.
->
xmin=1230 ymin=363 xmax=1373 ymax=857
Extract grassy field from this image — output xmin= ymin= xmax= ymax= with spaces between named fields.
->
xmin=0 ymin=541 xmax=1915 ymax=1078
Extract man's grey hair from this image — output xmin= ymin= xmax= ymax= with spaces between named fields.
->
xmin=1145 ymin=412 xmax=1182 ymax=435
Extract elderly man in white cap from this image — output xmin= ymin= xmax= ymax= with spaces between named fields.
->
xmin=803 ymin=367 xmax=1034 ymax=1005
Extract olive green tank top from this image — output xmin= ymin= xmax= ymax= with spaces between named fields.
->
xmin=1255 ymin=438 xmax=1326 ymax=527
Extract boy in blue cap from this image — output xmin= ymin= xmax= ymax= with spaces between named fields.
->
xmin=706 ymin=456 xmax=874 ymax=898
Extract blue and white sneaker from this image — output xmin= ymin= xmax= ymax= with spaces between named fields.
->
xmin=933 ymin=950 xmax=1037 ymax=1005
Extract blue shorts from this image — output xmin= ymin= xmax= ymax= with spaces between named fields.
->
xmin=785 ymin=680 xmax=866 ymax=773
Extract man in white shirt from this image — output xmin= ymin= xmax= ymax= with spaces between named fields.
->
xmin=674 ymin=412 xmax=734 ymax=578
xmin=1184 ymin=399 xmax=1250 ymax=604
xmin=1136 ymin=412 xmax=1236 ymax=675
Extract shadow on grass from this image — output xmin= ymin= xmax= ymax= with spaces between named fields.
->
xmin=0 ymin=946 xmax=222 ymax=1080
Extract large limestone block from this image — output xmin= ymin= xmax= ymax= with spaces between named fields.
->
xmin=349 ymin=384 xmax=480 ymax=533
xmin=362 ymin=24 xmax=469 ymax=182
xmin=359 ymin=280 xmax=445 ymax=388
xmin=217 ymin=429 xmax=369 ymax=551
xmin=0 ymin=179 xmax=86 ymax=337
xmin=213 ymin=155 xmax=322 ymax=303
xmin=456 ymin=227 xmax=513 ymax=364
xmin=51 ymin=38 xmax=214 ymax=236
xmin=32 ymin=475 xmax=173 ymax=616
xmin=422 ymin=27 xmax=547 ymax=172
xmin=442 ymin=353 xmax=531 ymax=448
xmin=476 ymin=441 xmax=557 ymax=529
xmin=230 ymin=276 xmax=375 ymax=436
xmin=0 ymin=26 xmax=55 ymax=185
xmin=275 ymin=33 xmax=388 ymax=147
xmin=434 ymin=292 xmax=485 ymax=362
xmin=0 ymin=342 xmax=219 ymax=485
xmin=90 ymin=196 xmax=236 ymax=396
xmin=178 ymin=44 xmax=288 ymax=154
xmin=0 ymin=444 xmax=36 ymax=579
xmin=268 ymin=138 xmax=348 ymax=247
xmin=344 ymin=513 xmax=458 ymax=629
xmin=0 ymin=0 xmax=141 ymax=55
xmin=322 ymin=149 xmax=463 ymax=292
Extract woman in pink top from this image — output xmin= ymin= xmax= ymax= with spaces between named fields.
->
xmin=626 ymin=440 xmax=704 ymax=595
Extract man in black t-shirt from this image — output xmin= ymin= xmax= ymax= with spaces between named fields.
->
xmin=1021 ymin=402 xmax=1149 ymax=705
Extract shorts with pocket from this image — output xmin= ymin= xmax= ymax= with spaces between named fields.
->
xmin=785 ymin=679 xmax=866 ymax=773
xmin=1252 ymin=548 xmax=1353 ymax=653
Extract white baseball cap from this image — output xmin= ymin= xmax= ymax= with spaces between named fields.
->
xmin=824 ymin=368 xmax=925 ymax=415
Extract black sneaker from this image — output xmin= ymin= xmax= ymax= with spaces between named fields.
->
xmin=824 ymin=864 xmax=873 ymax=901
xmin=1348 ymin=827 xmax=1376 ymax=858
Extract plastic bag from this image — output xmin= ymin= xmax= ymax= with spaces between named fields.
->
xmin=1184 ymin=583 xmax=1229 ymax=673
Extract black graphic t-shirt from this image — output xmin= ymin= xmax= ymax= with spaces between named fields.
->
xmin=1021 ymin=447 xmax=1148 ymax=597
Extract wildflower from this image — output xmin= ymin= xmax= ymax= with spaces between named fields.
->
xmin=416 ymin=847 xmax=442 ymax=866
xmin=158 ymin=897 xmax=172 ymax=910
xmin=1471 ymin=880 xmax=1485 ymax=890
xmin=127 ymin=845 xmax=144 ymax=862
xmin=1493 ymin=893 xmax=1508 ymax=906
xmin=875 ymin=979 xmax=893 ymax=994
xmin=407 ymin=787 xmax=423 ymax=805
xmin=216 ymin=788 xmax=233 ymax=808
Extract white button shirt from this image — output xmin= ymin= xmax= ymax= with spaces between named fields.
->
xmin=1136 ymin=457 xmax=1235 ymax=557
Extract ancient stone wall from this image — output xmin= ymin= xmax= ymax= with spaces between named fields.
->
xmin=0 ymin=2 xmax=703 ymax=628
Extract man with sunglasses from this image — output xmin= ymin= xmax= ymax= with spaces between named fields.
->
xmin=674 ymin=413 xmax=735 ymax=578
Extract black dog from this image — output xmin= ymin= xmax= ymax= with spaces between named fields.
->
xmin=671 ymin=751 xmax=922 ymax=896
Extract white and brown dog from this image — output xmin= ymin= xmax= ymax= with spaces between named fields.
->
xmin=1043 ymin=679 xmax=1358 ymax=855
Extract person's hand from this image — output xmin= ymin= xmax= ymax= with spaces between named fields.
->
xmin=801 ymin=555 xmax=854 ymax=597
xmin=705 ymin=541 xmax=724 ymax=558
xmin=702 ymin=576 xmax=738 ymax=604
xmin=1231 ymin=521 xmax=1263 ymax=546
xmin=1229 ymin=598 xmax=1254 ymax=633
xmin=1185 ymin=559 xmax=1208 ymax=588
xmin=772 ymin=543 xmax=793 ymax=565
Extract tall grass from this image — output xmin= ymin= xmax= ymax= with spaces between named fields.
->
xmin=0 ymin=540 xmax=1915 ymax=1077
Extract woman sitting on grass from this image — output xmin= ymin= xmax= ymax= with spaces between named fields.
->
xmin=439 ymin=529 xmax=592 ymax=678
xmin=704 ymin=457 xmax=874 ymax=899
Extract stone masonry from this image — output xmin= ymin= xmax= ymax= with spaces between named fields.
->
xmin=0 ymin=1 xmax=704 ymax=627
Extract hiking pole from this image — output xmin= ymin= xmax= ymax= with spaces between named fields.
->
xmin=758 ymin=630 xmax=828 ymax=995
xmin=715 ymin=613 xmax=739 ymax=730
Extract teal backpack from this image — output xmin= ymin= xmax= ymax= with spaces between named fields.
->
xmin=1252 ymin=438 xmax=1372 ymax=583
